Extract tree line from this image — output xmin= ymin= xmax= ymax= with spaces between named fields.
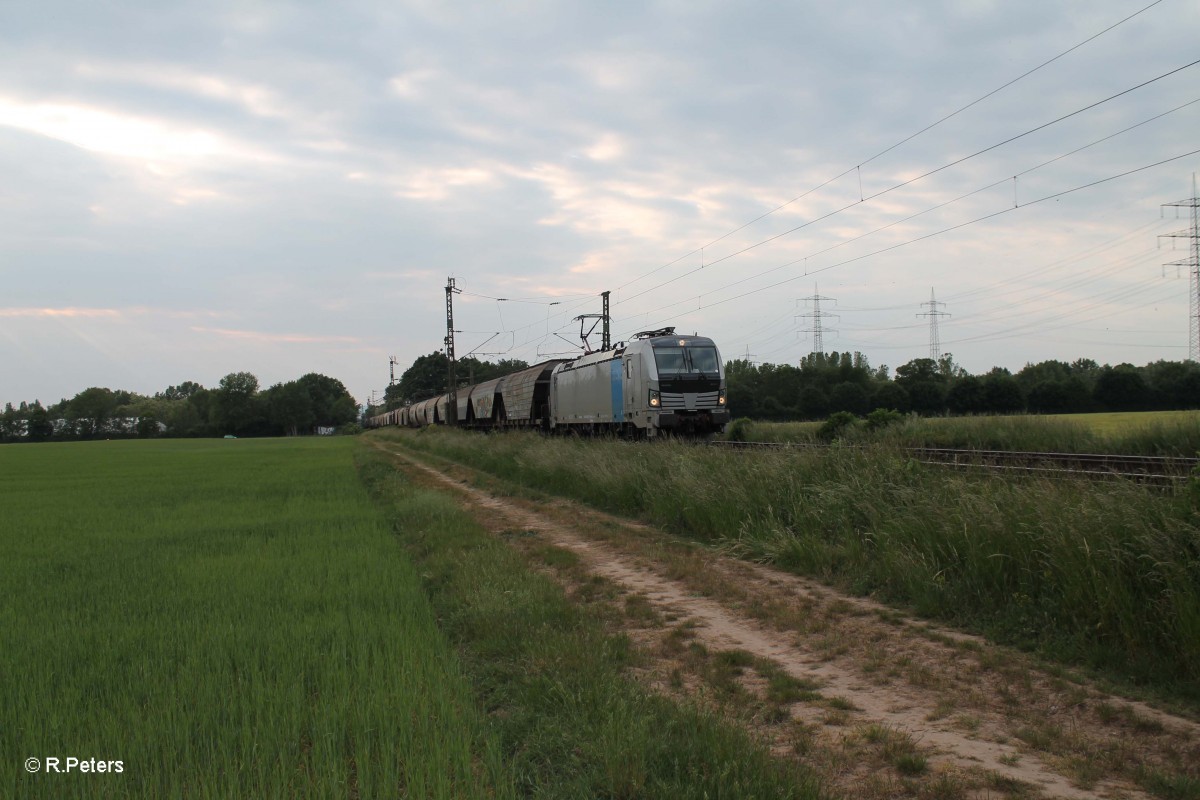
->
xmin=1 ymin=372 xmax=359 ymax=443
xmin=727 ymin=352 xmax=1200 ymax=420
xmin=367 ymin=348 xmax=1200 ymax=424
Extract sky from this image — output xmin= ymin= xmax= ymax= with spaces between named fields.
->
xmin=2 ymin=0 xmax=1199 ymax=407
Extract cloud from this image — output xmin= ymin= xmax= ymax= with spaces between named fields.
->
xmin=388 ymin=69 xmax=440 ymax=100
xmin=0 ymin=307 xmax=122 ymax=318
xmin=0 ymin=95 xmax=279 ymax=167
xmin=191 ymin=326 xmax=363 ymax=345
xmin=73 ymin=61 xmax=293 ymax=120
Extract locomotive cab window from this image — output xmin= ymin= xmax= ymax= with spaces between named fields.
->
xmin=654 ymin=346 xmax=719 ymax=376
xmin=689 ymin=347 xmax=719 ymax=374
xmin=654 ymin=347 xmax=687 ymax=375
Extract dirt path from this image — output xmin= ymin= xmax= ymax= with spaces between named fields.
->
xmin=378 ymin=443 xmax=1200 ymax=799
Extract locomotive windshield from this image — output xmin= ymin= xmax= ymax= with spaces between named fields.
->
xmin=654 ymin=346 xmax=720 ymax=376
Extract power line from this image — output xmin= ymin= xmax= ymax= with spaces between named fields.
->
xmin=616 ymin=147 xmax=1200 ymax=338
xmin=614 ymin=0 xmax=1164 ymax=295
xmin=616 ymin=60 xmax=1200 ymax=309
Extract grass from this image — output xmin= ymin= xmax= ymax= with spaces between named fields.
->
xmin=1138 ymin=768 xmax=1200 ymax=800
xmin=382 ymin=426 xmax=1200 ymax=704
xmin=728 ymin=411 xmax=1200 ymax=457
xmin=1046 ymin=410 xmax=1200 ymax=437
xmin=357 ymin=443 xmax=821 ymax=799
xmin=1 ymin=438 xmax=509 ymax=799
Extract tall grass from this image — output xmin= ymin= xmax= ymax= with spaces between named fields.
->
xmin=386 ymin=428 xmax=1200 ymax=701
xmin=735 ymin=413 xmax=1200 ymax=457
xmin=1 ymin=438 xmax=510 ymax=799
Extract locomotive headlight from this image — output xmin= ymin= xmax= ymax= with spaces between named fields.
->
xmin=718 ymin=389 xmax=726 ymax=405
xmin=649 ymin=389 xmax=661 ymax=407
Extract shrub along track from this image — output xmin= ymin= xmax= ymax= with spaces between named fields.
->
xmin=372 ymin=440 xmax=1200 ymax=800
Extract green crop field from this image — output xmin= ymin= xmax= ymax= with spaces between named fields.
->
xmin=1 ymin=438 xmax=509 ymax=799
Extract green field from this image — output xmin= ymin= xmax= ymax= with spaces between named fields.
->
xmin=1 ymin=438 xmax=509 ymax=798
xmin=2 ymin=437 xmax=816 ymax=799
xmin=1044 ymin=410 xmax=1200 ymax=438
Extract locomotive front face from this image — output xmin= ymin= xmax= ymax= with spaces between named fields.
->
xmin=636 ymin=335 xmax=729 ymax=434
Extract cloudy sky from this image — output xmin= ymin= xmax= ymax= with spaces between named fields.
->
xmin=3 ymin=0 xmax=1198 ymax=406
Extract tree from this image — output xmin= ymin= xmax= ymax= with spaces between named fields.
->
xmin=0 ymin=403 xmax=19 ymax=442
xmin=157 ymin=381 xmax=204 ymax=401
xmin=395 ymin=352 xmax=450 ymax=406
xmin=895 ymin=358 xmax=941 ymax=386
xmin=457 ymin=356 xmax=528 ymax=385
xmin=937 ymin=353 xmax=966 ymax=380
xmin=907 ymin=382 xmax=947 ymax=415
xmin=211 ymin=372 xmax=262 ymax=435
xmin=67 ymin=387 xmax=118 ymax=438
xmin=296 ymin=373 xmax=357 ymax=428
xmin=266 ymin=381 xmax=314 ymax=436
xmin=828 ymin=381 xmax=870 ymax=416
xmin=871 ymin=382 xmax=910 ymax=413
xmin=895 ymin=358 xmax=946 ymax=415
xmin=26 ymin=404 xmax=53 ymax=442
xmin=136 ymin=414 xmax=162 ymax=438
xmin=798 ymin=385 xmax=830 ymax=420
xmin=1093 ymin=365 xmax=1149 ymax=412
xmin=185 ymin=389 xmax=214 ymax=436
xmin=946 ymin=376 xmax=986 ymax=414
xmin=1143 ymin=360 xmax=1200 ymax=410
xmin=1016 ymin=360 xmax=1072 ymax=391
xmin=724 ymin=359 xmax=763 ymax=420
xmin=981 ymin=371 xmax=1024 ymax=414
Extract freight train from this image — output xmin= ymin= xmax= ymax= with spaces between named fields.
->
xmin=369 ymin=327 xmax=729 ymax=437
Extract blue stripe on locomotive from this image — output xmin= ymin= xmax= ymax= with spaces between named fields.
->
xmin=610 ymin=359 xmax=624 ymax=422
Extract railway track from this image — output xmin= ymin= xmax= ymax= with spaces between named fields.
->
xmin=707 ymin=440 xmax=1200 ymax=483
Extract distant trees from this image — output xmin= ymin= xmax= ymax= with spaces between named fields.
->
xmin=1 ymin=371 xmax=359 ymax=443
xmin=264 ymin=374 xmax=357 ymax=436
xmin=723 ymin=352 xmax=1200 ymax=422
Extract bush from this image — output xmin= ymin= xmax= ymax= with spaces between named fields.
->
xmin=818 ymin=411 xmax=858 ymax=441
xmin=726 ymin=417 xmax=754 ymax=442
xmin=865 ymin=408 xmax=903 ymax=431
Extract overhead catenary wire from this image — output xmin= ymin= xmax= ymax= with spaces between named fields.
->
xmin=753 ymin=235 xmax=1174 ymax=358
xmin=614 ymin=0 xmax=1164 ymax=295
xmin=616 ymin=61 xmax=1200 ymax=309
xmin=616 ymin=147 xmax=1200 ymax=340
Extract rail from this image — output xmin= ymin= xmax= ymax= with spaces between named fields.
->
xmin=706 ymin=440 xmax=1199 ymax=484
